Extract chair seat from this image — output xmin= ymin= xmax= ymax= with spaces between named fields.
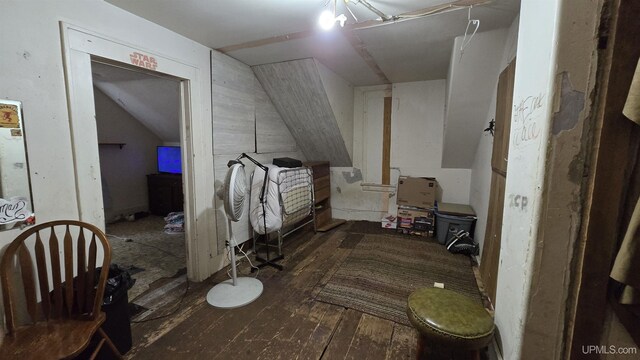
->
xmin=407 ymin=288 xmax=494 ymax=350
xmin=0 ymin=312 xmax=105 ymax=360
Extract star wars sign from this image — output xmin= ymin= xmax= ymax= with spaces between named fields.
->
xmin=129 ymin=52 xmax=158 ymax=70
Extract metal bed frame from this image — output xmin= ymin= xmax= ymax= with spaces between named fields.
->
xmin=252 ymin=167 xmax=316 ymax=270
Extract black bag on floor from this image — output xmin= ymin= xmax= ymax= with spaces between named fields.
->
xmin=445 ymin=230 xmax=479 ymax=256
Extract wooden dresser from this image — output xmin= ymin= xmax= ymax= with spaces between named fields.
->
xmin=304 ymin=161 xmax=345 ymax=232
xmin=147 ymin=173 xmax=183 ymax=216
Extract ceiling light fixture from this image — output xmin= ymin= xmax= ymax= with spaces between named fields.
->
xmin=318 ymin=0 xmax=348 ymax=30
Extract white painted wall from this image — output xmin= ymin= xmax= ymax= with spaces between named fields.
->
xmin=211 ymin=50 xmax=305 ymax=254
xmin=353 ymin=86 xmax=389 ymax=184
xmin=391 ymin=81 xmax=471 ymax=204
xmin=316 ymin=60 xmax=355 ymax=161
xmin=443 ymin=28 xmax=509 ymax=169
xmin=333 ymin=80 xmax=471 ymax=221
xmin=0 ymin=0 xmax=214 ymax=283
xmin=92 ymin=62 xmax=181 ymax=143
xmin=94 ymin=87 xmax=163 ymax=222
xmin=494 ymin=2 xmax=561 ymax=358
xmin=469 ymin=16 xmax=520 ymax=258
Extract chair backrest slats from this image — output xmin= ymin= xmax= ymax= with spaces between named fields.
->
xmin=0 ymin=221 xmax=112 ymax=334
xmin=76 ymin=230 xmax=86 ymax=314
xmin=18 ymin=244 xmax=38 ymax=324
xmin=63 ymin=225 xmax=74 ymax=315
xmin=34 ymin=232 xmax=51 ymax=320
xmin=86 ymin=235 xmax=97 ymax=314
xmin=48 ymin=227 xmax=63 ymax=319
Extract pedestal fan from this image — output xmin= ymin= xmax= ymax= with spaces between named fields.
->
xmin=206 ymin=156 xmax=264 ymax=308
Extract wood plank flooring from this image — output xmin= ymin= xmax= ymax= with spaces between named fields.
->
xmin=127 ymin=222 xmax=477 ymax=359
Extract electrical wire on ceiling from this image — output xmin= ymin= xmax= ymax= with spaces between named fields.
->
xmin=336 ymin=0 xmax=492 ymax=31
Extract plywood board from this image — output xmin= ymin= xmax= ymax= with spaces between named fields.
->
xmin=254 ymin=77 xmax=298 ymax=153
xmin=252 ymin=58 xmax=352 ymax=166
xmin=211 ymin=51 xmax=256 ymax=154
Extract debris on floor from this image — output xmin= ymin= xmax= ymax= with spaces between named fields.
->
xmin=164 ymin=212 xmax=184 ymax=234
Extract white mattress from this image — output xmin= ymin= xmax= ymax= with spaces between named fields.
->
xmin=250 ymin=166 xmax=282 ymax=235
xmin=249 ymin=166 xmax=313 ymax=235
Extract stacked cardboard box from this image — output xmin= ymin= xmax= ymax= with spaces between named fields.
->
xmin=395 ymin=176 xmax=439 ymax=237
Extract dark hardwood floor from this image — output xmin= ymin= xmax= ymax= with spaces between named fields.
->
xmin=127 ymin=222 xmax=477 ymax=359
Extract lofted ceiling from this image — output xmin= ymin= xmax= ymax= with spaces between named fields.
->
xmin=106 ymin=0 xmax=520 ymax=86
xmin=91 ymin=61 xmax=181 ymax=142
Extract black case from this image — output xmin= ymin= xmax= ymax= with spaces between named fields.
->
xmin=273 ymin=157 xmax=302 ymax=168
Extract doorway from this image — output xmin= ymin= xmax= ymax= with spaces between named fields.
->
xmin=91 ymin=60 xmax=186 ymax=301
xmin=60 ymin=23 xmax=217 ymax=283
xmin=480 ymin=59 xmax=516 ymax=304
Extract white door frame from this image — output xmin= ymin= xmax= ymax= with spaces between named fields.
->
xmin=60 ymin=22 xmax=216 ymax=281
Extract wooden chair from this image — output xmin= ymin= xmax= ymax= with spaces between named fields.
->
xmin=0 ymin=220 xmax=122 ymax=360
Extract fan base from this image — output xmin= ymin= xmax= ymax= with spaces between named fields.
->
xmin=206 ymin=277 xmax=263 ymax=309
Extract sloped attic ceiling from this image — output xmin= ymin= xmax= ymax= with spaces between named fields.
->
xmin=91 ymin=61 xmax=181 ymax=143
xmin=106 ymin=0 xmax=520 ymax=86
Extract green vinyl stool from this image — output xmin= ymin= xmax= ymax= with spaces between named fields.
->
xmin=407 ymin=287 xmax=494 ymax=360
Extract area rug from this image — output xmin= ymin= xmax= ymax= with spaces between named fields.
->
xmin=315 ymin=233 xmax=482 ymax=326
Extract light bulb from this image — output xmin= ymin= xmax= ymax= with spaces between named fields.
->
xmin=336 ymin=14 xmax=347 ymax=27
xmin=319 ymin=10 xmax=336 ymax=30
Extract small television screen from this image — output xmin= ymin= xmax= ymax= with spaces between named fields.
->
xmin=157 ymin=146 xmax=182 ymax=174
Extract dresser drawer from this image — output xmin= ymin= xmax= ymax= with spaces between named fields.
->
xmin=313 ymin=175 xmax=330 ymax=191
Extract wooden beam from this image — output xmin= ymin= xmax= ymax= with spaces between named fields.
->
xmin=382 ymin=97 xmax=392 ymax=184
xmin=341 ymin=30 xmax=390 ymax=84
xmin=217 ymin=29 xmax=315 ymax=54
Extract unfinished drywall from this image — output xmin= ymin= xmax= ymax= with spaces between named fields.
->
xmin=94 ymin=87 xmax=163 ymax=222
xmin=253 ymin=58 xmax=352 ymax=166
xmin=211 ymin=51 xmax=305 ymax=254
xmin=443 ymin=28 xmax=509 ymax=169
xmin=469 ymin=16 xmax=519 ymax=258
xmin=333 ymin=80 xmax=471 ymax=221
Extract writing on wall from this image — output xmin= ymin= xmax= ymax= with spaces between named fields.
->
xmin=0 ymin=197 xmax=30 ymax=224
xmin=129 ymin=52 xmax=157 ymax=70
xmin=508 ymin=194 xmax=529 ymax=211
xmin=512 ymin=93 xmax=545 ymax=146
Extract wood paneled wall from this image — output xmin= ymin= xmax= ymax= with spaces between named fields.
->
xmin=210 ymin=50 xmax=304 ymax=254
xmin=255 ymin=78 xmax=297 ymax=154
xmin=211 ymin=51 xmax=299 ymax=155
xmin=252 ymin=59 xmax=352 ymax=167
xmin=211 ymin=51 xmax=255 ymax=154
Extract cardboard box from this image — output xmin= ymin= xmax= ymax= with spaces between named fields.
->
xmin=396 ymin=176 xmax=439 ymax=208
xmin=396 ymin=206 xmax=435 ymax=233
xmin=381 ymin=214 xmax=398 ymax=229
xmin=397 ymin=227 xmax=434 ymax=237
xmin=397 ymin=206 xmax=434 ymax=220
